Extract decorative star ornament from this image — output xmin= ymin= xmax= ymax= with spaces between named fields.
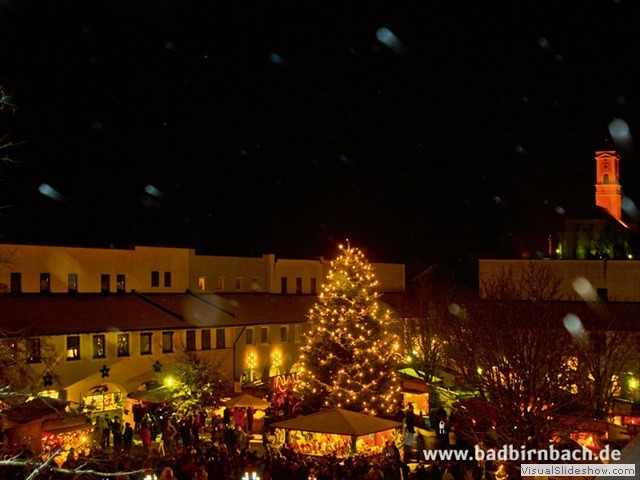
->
xmin=100 ymin=365 xmax=110 ymax=378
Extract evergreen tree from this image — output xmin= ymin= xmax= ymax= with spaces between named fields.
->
xmin=162 ymin=352 xmax=232 ymax=417
xmin=297 ymin=242 xmax=402 ymax=416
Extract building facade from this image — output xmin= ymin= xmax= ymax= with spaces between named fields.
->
xmin=0 ymin=243 xmax=405 ymax=417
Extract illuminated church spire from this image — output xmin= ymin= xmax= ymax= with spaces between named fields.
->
xmin=595 ymin=149 xmax=623 ymax=224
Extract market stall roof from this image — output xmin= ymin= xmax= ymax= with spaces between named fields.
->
xmin=224 ymin=393 xmax=269 ymax=409
xmin=270 ymin=408 xmax=402 ymax=437
xmin=1 ymin=397 xmax=68 ymax=424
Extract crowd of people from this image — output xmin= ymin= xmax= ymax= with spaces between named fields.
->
xmin=0 ymin=400 xmax=485 ymax=480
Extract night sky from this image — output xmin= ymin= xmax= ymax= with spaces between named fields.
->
xmin=2 ymin=1 xmax=640 ymax=275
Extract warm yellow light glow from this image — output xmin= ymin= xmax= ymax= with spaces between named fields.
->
xmin=629 ymin=377 xmax=639 ymax=390
xmin=164 ymin=377 xmax=175 ymax=387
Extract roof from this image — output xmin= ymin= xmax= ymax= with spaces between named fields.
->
xmin=0 ymin=292 xmax=317 ymax=336
xmin=269 ymin=408 xmax=402 ymax=436
xmin=1 ymin=397 xmax=68 ymax=424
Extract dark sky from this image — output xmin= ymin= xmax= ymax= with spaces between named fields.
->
xmin=2 ymin=1 xmax=640 ymax=274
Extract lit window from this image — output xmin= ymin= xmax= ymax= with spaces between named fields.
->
xmin=116 ymin=274 xmax=126 ymax=293
xmin=198 ymin=276 xmax=206 ymax=290
xmin=66 ymin=336 xmax=80 ymax=360
xmin=93 ymin=335 xmax=106 ymax=358
xmin=117 ymin=333 xmax=130 ymax=357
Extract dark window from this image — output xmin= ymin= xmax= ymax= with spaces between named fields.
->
xmin=140 ymin=333 xmax=152 ymax=355
xmin=164 ymin=272 xmax=172 ymax=287
xmin=66 ymin=336 xmax=80 ymax=360
xmin=68 ymin=273 xmax=78 ymax=293
xmin=151 ymin=271 xmax=160 ymax=287
xmin=280 ymin=326 xmax=288 ymax=343
xmin=27 ymin=338 xmax=41 ymax=364
xmin=311 ymin=278 xmax=317 ymax=295
xmin=245 ymin=328 xmax=254 ymax=345
xmin=201 ymin=330 xmax=211 ymax=350
xmin=10 ymin=273 xmax=22 ymax=293
xmin=260 ymin=327 xmax=269 ymax=344
xmin=40 ymin=273 xmax=51 ymax=293
xmin=93 ymin=335 xmax=106 ymax=358
xmin=186 ymin=330 xmax=196 ymax=351
xmin=280 ymin=277 xmax=287 ymax=294
xmin=216 ymin=328 xmax=226 ymax=349
xmin=236 ymin=277 xmax=243 ymax=290
xmin=117 ymin=333 xmax=130 ymax=356
xmin=101 ymin=274 xmax=110 ymax=293
xmin=296 ymin=277 xmax=302 ymax=294
xmin=597 ymin=288 xmax=608 ymax=302
xmin=162 ymin=332 xmax=174 ymax=353
xmin=116 ymin=274 xmax=126 ymax=293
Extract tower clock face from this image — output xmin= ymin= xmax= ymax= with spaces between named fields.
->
xmin=603 ymin=163 xmax=609 ymax=170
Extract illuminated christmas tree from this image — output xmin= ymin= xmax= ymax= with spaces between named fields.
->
xmin=297 ymin=242 xmax=402 ymax=416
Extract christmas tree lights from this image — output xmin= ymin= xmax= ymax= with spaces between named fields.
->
xmin=297 ymin=242 xmax=402 ymax=416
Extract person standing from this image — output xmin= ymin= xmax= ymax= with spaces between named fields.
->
xmin=123 ymin=422 xmax=134 ymax=455
xmin=162 ymin=416 xmax=178 ymax=452
xmin=404 ymin=403 xmax=416 ymax=463
xmin=139 ymin=422 xmax=152 ymax=454
xmin=93 ymin=415 xmax=105 ymax=448
xmin=133 ymin=403 xmax=142 ymax=431
xmin=191 ymin=412 xmax=201 ymax=447
xmin=102 ymin=413 xmax=112 ymax=448
xmin=246 ymin=407 xmax=254 ymax=435
xmin=112 ymin=415 xmax=123 ymax=452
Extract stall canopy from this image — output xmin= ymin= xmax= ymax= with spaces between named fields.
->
xmin=270 ymin=407 xmax=402 ymax=436
xmin=224 ymin=393 xmax=269 ymax=409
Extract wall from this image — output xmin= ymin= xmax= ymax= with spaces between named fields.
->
xmin=479 ymin=259 xmax=640 ymax=302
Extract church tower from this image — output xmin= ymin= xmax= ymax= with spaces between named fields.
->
xmin=595 ymin=150 xmax=623 ymax=223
